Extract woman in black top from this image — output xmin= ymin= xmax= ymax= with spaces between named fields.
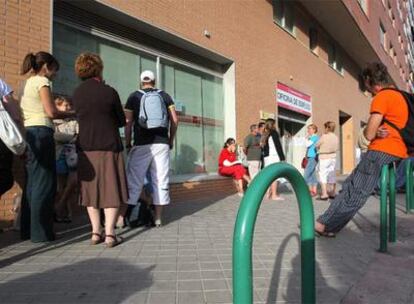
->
xmin=261 ymin=118 xmax=285 ymax=200
xmin=72 ymin=53 xmax=128 ymax=248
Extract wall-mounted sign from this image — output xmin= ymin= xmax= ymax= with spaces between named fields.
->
xmin=260 ymin=110 xmax=276 ymax=120
xmin=276 ymin=82 xmax=312 ymax=116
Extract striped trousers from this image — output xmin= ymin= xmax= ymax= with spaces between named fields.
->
xmin=318 ymin=150 xmax=399 ymax=233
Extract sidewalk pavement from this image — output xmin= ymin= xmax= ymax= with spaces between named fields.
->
xmin=0 ymin=182 xmax=413 ymax=303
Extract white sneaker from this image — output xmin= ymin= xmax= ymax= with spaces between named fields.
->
xmin=155 ymin=219 xmax=162 ymax=227
xmin=237 ymin=192 xmax=244 ymax=198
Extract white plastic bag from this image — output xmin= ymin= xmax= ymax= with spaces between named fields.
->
xmin=0 ymin=99 xmax=26 ymax=155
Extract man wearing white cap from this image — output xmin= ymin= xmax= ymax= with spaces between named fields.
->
xmin=124 ymin=70 xmax=178 ymax=227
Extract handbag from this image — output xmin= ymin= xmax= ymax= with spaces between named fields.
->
xmin=301 ymin=157 xmax=308 ymax=169
xmin=0 ymin=98 xmax=26 ymax=155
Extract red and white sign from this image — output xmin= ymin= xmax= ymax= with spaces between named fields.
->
xmin=276 ymin=82 xmax=312 ymax=116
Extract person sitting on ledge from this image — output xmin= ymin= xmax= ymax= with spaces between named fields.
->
xmin=218 ymin=138 xmax=251 ymax=197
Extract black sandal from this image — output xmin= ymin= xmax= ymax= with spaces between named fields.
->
xmin=105 ymin=235 xmax=123 ymax=248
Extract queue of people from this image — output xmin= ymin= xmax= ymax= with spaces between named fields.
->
xmin=0 ymin=51 xmax=177 ymax=247
xmin=1 ymin=56 xmax=411 ymax=245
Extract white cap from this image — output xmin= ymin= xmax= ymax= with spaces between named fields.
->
xmin=140 ymin=70 xmax=155 ymax=83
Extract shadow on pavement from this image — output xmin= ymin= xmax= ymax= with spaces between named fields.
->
xmin=266 ymin=233 xmax=338 ymax=303
xmin=0 ymin=258 xmax=154 ymax=303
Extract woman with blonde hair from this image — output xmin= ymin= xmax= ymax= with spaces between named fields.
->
xmin=72 ymin=53 xmax=128 ymax=247
xmin=261 ymin=118 xmax=285 ymax=200
xmin=316 ymin=121 xmax=339 ymax=200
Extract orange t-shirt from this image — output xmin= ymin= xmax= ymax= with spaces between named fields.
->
xmin=368 ymin=89 xmax=408 ymax=158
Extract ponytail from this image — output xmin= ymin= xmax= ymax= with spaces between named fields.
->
xmin=21 ymin=53 xmax=36 ymax=75
xmin=21 ymin=51 xmax=59 ymax=75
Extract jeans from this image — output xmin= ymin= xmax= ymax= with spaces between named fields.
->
xmin=304 ymin=157 xmax=318 ymax=186
xmin=395 ymin=157 xmax=414 ymax=189
xmin=21 ymin=127 xmax=56 ymax=242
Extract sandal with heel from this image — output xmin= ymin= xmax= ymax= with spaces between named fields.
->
xmin=105 ymin=235 xmax=123 ymax=248
xmin=90 ymin=233 xmax=103 ymax=245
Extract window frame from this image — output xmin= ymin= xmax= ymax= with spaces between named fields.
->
xmin=272 ymin=0 xmax=296 ymax=36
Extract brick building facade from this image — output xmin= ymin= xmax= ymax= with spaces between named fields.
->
xmin=0 ymin=0 xmax=413 ymax=229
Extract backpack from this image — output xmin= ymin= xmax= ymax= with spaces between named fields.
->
xmin=381 ymin=89 xmax=414 ymax=151
xmin=0 ymin=98 xmax=26 ymax=155
xmin=138 ymin=89 xmax=169 ymax=129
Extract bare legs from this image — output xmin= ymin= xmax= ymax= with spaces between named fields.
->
xmin=308 ymin=185 xmax=317 ymax=196
xmin=87 ymin=207 xmax=119 ymax=244
xmin=268 ymin=181 xmax=284 ymax=200
xmin=235 ymin=174 xmax=251 ymax=196
xmin=320 ymin=183 xmax=328 ymax=199
xmin=87 ymin=207 xmax=101 ymax=243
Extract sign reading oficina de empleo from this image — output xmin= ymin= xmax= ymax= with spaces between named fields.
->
xmin=276 ymin=82 xmax=312 ymax=116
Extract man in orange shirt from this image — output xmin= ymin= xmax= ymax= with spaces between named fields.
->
xmin=315 ymin=63 xmax=408 ymax=236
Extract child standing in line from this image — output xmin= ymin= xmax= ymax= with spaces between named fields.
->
xmin=54 ymin=96 xmax=78 ymax=223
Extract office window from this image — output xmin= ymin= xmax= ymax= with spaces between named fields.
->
xmin=392 ymin=13 xmax=396 ymax=28
xmin=380 ymin=22 xmax=386 ymax=49
xmin=328 ymin=42 xmax=343 ymax=73
xmin=53 ymin=22 xmax=225 ymax=176
xmin=309 ymin=27 xmax=318 ymax=53
xmin=357 ymin=0 xmax=369 ymax=15
xmin=273 ymin=0 xmax=295 ymax=34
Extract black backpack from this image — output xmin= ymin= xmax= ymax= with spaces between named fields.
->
xmin=381 ymin=89 xmax=414 ymax=152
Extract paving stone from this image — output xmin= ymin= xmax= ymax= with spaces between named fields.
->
xmin=1 ymin=184 xmax=409 ymax=303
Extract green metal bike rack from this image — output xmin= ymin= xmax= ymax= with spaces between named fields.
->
xmin=405 ymin=160 xmax=413 ymax=213
xmin=232 ymin=162 xmax=315 ymax=304
xmin=380 ymin=163 xmax=396 ymax=253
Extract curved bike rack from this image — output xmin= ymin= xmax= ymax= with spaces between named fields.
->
xmin=232 ymin=162 xmax=315 ymax=304
xmin=380 ymin=163 xmax=396 ymax=253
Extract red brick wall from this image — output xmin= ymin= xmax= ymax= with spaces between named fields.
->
xmin=170 ymin=178 xmax=236 ymax=202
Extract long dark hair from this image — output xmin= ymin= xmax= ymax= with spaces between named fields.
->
xmin=223 ymin=138 xmax=236 ymax=148
xmin=260 ymin=118 xmax=276 ymax=146
xmin=21 ymin=52 xmax=60 ymax=75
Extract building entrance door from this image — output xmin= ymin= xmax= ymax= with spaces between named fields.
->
xmin=339 ymin=111 xmax=354 ymax=174
xmin=278 ymin=108 xmax=309 ymax=170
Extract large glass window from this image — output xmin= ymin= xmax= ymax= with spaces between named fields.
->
xmin=160 ymin=61 xmax=224 ymax=175
xmin=53 ymin=22 xmax=224 ymax=176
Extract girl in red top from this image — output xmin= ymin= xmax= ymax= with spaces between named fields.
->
xmin=218 ymin=138 xmax=251 ymax=197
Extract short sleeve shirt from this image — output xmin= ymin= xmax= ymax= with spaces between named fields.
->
xmin=21 ymin=75 xmax=53 ymax=129
xmin=368 ymin=89 xmax=408 ymax=158
xmin=218 ymin=148 xmax=236 ymax=169
xmin=125 ymin=88 xmax=174 ymax=146
xmin=307 ymin=135 xmax=319 ymax=158
xmin=243 ymin=134 xmax=262 ymax=161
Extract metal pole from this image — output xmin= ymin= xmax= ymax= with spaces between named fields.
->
xmin=388 ymin=164 xmax=396 ymax=243
xmin=379 ymin=165 xmax=389 ymax=253
xmin=405 ymin=160 xmax=413 ymax=214
xmin=232 ymin=162 xmax=315 ymax=304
